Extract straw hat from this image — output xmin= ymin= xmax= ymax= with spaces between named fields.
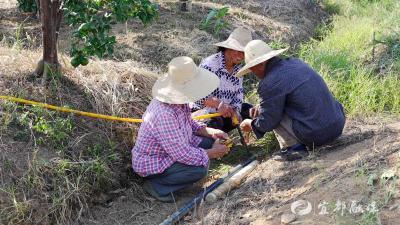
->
xmin=236 ymin=40 xmax=288 ymax=77
xmin=152 ymin=56 xmax=220 ymax=104
xmin=214 ymin=27 xmax=252 ymax=52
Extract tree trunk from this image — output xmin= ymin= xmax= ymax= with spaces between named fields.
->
xmin=35 ymin=0 xmax=62 ymax=83
xmin=179 ymin=0 xmax=192 ymax=12
xmin=35 ymin=0 xmax=41 ymax=19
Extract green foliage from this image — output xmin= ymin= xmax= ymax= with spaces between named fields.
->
xmin=299 ymin=0 xmax=400 ymax=115
xmin=17 ymin=0 xmax=37 ymax=13
xmin=12 ymin=22 xmax=25 ymax=50
xmin=200 ymin=6 xmax=230 ymax=36
xmin=64 ymin=0 xmax=158 ymax=67
xmin=18 ymin=154 xmax=112 ymax=223
xmin=359 ymin=211 xmax=379 ymax=225
xmin=268 ymin=40 xmax=291 ymax=57
xmin=378 ymin=32 xmax=400 ymax=59
xmin=352 ymin=0 xmax=394 ymax=8
xmin=0 ymin=101 xmax=122 ymax=223
xmin=86 ymin=140 xmax=118 ymax=159
xmin=313 ymin=22 xmax=334 ymax=41
xmin=20 ymin=107 xmax=73 ymax=151
xmin=253 ymin=132 xmax=280 ymax=154
xmin=320 ymin=0 xmax=341 ymax=14
xmin=374 ymin=31 xmax=400 ymax=71
xmin=1 ymin=102 xmax=75 ymax=152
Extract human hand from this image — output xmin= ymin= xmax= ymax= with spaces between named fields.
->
xmin=207 ymin=141 xmax=230 ymax=159
xmin=240 ymin=119 xmax=253 ymax=132
xmin=203 ymin=97 xmax=220 ymax=108
xmin=249 ymin=104 xmax=260 ymax=118
xmin=217 ymin=102 xmax=235 ymax=118
xmin=210 ymin=128 xmax=229 ymax=140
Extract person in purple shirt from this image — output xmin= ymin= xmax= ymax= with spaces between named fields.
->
xmin=190 ymin=27 xmax=253 ymax=132
xmin=132 ymin=56 xmax=230 ymax=202
xmin=237 ymin=40 xmax=346 ymax=161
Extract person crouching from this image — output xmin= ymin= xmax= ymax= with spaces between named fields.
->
xmin=132 ymin=56 xmax=231 ymax=202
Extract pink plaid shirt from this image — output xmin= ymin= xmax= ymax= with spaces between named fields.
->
xmin=132 ymin=99 xmax=209 ymax=177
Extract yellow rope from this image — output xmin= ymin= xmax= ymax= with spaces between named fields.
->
xmin=0 ymin=95 xmax=222 ymax=123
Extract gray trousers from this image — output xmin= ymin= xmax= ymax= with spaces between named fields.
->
xmin=146 ymin=137 xmax=214 ymax=196
xmin=273 ymin=115 xmax=300 ymax=149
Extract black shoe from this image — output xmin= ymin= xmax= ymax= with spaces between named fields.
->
xmin=272 ymin=148 xmax=289 ymax=157
xmin=273 ymin=144 xmax=309 ymax=161
xmin=143 ymin=181 xmax=174 ymax=203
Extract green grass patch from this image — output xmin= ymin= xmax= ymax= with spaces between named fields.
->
xmin=300 ymin=0 xmax=400 ymax=116
xmin=209 ymin=131 xmax=279 ymax=176
xmin=1 ymin=101 xmax=75 ymax=153
xmin=236 ymin=0 xmax=400 ymax=167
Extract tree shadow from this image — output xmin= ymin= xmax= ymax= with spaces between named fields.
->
xmin=108 ymin=3 xmax=221 ymax=70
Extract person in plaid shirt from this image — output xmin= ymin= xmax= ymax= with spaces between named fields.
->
xmin=132 ymin=56 xmax=231 ymax=202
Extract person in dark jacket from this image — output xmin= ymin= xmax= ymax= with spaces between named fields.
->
xmin=237 ymin=40 xmax=346 ymax=161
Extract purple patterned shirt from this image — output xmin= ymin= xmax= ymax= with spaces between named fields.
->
xmin=132 ymin=99 xmax=209 ymax=177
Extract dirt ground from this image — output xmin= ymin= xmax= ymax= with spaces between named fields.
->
xmin=77 ymin=118 xmax=400 ymax=225
xmin=194 ymin=118 xmax=400 ymax=225
xmin=1 ymin=0 xmax=399 ymax=225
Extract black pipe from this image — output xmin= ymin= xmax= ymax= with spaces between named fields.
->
xmin=159 ymin=179 xmax=223 ymax=225
xmin=235 ymin=126 xmax=252 ymax=156
xmin=159 ymin=155 xmax=256 ymax=225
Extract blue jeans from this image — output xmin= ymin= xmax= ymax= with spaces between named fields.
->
xmin=146 ymin=137 xmax=214 ymax=196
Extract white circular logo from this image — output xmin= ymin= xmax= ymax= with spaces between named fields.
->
xmin=291 ymin=200 xmax=312 ymax=216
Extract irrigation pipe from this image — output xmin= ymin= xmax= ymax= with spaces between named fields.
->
xmin=159 ymin=155 xmax=256 ymax=225
xmin=0 ymin=95 xmax=222 ymax=123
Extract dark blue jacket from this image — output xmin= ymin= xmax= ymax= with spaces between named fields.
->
xmin=251 ymin=57 xmax=346 ymax=146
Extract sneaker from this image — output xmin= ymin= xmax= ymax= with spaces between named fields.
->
xmin=273 ymin=144 xmax=309 ymax=161
xmin=143 ymin=181 xmax=174 ymax=203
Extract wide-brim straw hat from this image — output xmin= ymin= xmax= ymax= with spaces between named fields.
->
xmin=236 ymin=40 xmax=288 ymax=77
xmin=214 ymin=27 xmax=252 ymax=52
xmin=152 ymin=56 xmax=220 ymax=104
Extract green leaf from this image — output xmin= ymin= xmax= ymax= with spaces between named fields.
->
xmin=204 ymin=9 xmax=218 ymax=25
xmin=71 ymin=57 xmax=80 ymax=68
xmin=217 ymin=6 xmax=229 ymax=18
xmin=80 ymin=57 xmax=89 ymax=66
xmin=65 ymin=0 xmax=158 ymax=67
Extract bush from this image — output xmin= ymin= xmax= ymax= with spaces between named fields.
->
xmin=17 ymin=0 xmax=37 ymax=13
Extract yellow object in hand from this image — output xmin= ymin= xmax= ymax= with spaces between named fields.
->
xmin=232 ymin=116 xmax=239 ymax=126
xmin=219 ymin=138 xmax=233 ymax=148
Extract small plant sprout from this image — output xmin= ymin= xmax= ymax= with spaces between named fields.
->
xmin=201 ymin=6 xmax=230 ymax=36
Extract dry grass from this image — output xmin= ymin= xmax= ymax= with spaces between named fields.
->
xmin=0 ymin=41 xmax=157 ymax=224
xmin=0 ymin=43 xmax=158 ymax=141
xmin=63 ymin=58 xmax=157 ymax=146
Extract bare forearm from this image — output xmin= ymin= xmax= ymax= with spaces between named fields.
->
xmin=196 ymin=127 xmax=215 ymax=138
